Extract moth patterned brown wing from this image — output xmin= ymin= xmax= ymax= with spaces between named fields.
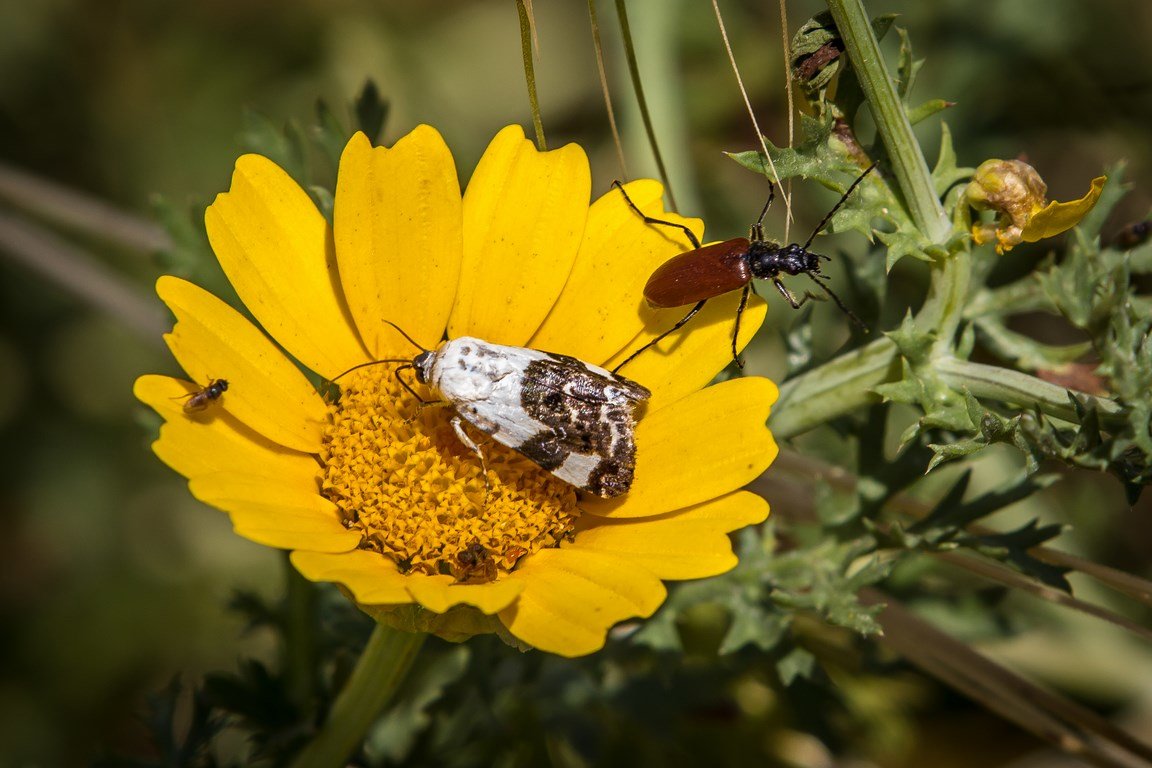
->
xmin=517 ymin=353 xmax=649 ymax=498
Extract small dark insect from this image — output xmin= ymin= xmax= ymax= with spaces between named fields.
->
xmin=613 ymin=163 xmax=875 ymax=371
xmin=182 ymin=378 xmax=229 ymax=413
xmin=1113 ymin=220 xmax=1151 ymax=251
xmin=452 ymin=541 xmax=497 ymax=584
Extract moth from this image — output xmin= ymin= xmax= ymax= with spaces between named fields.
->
xmin=337 ymin=326 xmax=651 ymax=498
xmin=181 ymin=378 xmax=229 ymax=413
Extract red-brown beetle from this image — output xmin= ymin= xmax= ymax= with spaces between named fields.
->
xmin=613 ymin=163 xmax=874 ymax=371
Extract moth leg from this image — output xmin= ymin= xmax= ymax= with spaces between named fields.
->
xmin=451 ymin=416 xmax=491 ymax=504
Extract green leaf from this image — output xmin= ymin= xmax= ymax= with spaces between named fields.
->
xmin=777 ymin=646 xmax=818 ymax=685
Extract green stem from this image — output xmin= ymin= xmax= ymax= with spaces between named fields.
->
xmin=284 ymin=557 xmax=318 ymax=710
xmin=516 ymin=0 xmax=547 ymax=151
xmin=615 ymin=0 xmax=679 ymax=211
xmin=825 ymin=0 xmax=949 ymax=243
xmin=290 ymin=624 xmax=425 ymax=768
xmin=918 ymin=247 xmax=970 ymax=352
xmin=771 ymin=337 xmax=899 ymax=440
xmin=935 ymin=356 xmax=1125 ymax=426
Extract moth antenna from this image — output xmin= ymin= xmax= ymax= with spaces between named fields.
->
xmin=802 ymin=162 xmax=877 ymax=251
xmin=807 ymin=273 xmax=866 ymax=329
xmin=331 ymin=357 xmax=413 ymax=383
xmin=382 ymin=320 xmax=431 ymax=353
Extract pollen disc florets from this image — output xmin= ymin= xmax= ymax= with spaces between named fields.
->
xmin=320 ymin=367 xmax=580 ymax=579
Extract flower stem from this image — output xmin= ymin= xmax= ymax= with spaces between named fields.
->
xmin=771 ymin=337 xmax=898 ymax=440
xmin=284 ymin=558 xmax=318 ymax=710
xmin=516 ymin=0 xmax=547 ymax=151
xmin=289 ymin=624 xmax=425 ymax=768
xmin=825 ymin=0 xmax=950 ymax=243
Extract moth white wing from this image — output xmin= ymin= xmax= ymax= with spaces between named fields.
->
xmin=427 ymin=337 xmax=647 ymax=497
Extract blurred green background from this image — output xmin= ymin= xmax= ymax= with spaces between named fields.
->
xmin=1 ymin=0 xmax=1151 ymax=765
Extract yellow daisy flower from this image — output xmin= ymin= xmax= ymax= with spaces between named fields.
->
xmin=134 ymin=124 xmax=778 ymax=657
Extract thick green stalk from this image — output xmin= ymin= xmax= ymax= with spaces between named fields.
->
xmin=290 ymin=624 xmax=425 ymax=768
xmin=935 ymin=357 xmax=1125 ymax=426
xmin=771 ymin=337 xmax=898 ymax=440
xmin=516 ymin=0 xmax=546 ymax=151
xmin=826 ymin=0 xmax=950 ymax=243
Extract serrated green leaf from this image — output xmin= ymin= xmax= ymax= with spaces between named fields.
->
xmin=777 ymin=646 xmax=818 ymax=685
xmin=719 ymin=603 xmax=790 ymax=654
xmin=907 ymin=99 xmax=952 ymax=126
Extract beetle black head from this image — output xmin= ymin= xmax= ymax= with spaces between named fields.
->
xmin=747 ymin=241 xmax=823 ymax=279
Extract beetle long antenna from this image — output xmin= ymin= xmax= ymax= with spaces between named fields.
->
xmin=332 ymin=358 xmax=413 ymax=383
xmin=802 ymin=162 xmax=877 ymax=250
xmin=807 ymin=273 xmax=866 ymax=329
xmin=382 ymin=320 xmax=430 ymax=353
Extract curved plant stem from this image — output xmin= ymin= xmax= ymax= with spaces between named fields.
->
xmin=615 ymin=0 xmax=678 ymax=211
xmin=516 ymin=0 xmax=547 ymax=151
xmin=290 ymin=624 xmax=425 ymax=768
xmin=771 ymin=337 xmax=898 ymax=440
xmin=825 ymin=0 xmax=949 ymax=243
xmin=935 ymin=356 xmax=1125 ymax=425
xmin=284 ymin=559 xmax=318 ymax=710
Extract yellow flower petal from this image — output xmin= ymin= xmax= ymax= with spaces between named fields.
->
xmin=584 ymin=376 xmax=778 ymax=518
xmin=156 ymin=276 xmax=328 ymax=453
xmin=205 ymin=154 xmax=368 ymax=379
xmin=134 ymin=375 xmax=319 ymax=485
xmin=530 ymin=179 xmax=703 ymax=364
xmin=405 ymin=574 xmax=525 ymax=615
xmin=334 ymin=128 xmax=463 ymax=357
xmin=291 ymin=549 xmax=410 ymax=604
xmin=608 ymin=291 xmax=768 ymax=412
xmin=187 ymin=473 xmax=359 ymax=552
xmin=449 ymin=125 xmax=591 ymax=345
xmin=571 ymin=491 xmax=768 ymax=580
xmin=1022 ymin=175 xmax=1107 ymax=243
xmin=498 ymin=548 xmax=665 ymax=657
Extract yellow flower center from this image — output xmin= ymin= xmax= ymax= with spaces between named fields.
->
xmin=321 ymin=367 xmax=580 ymax=581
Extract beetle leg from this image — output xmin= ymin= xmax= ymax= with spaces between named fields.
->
xmin=612 ymin=181 xmax=702 ymax=249
xmin=772 ymin=278 xmax=804 ymax=308
xmin=731 ymin=284 xmax=751 ymax=369
xmin=612 ymin=300 xmax=708 ymax=374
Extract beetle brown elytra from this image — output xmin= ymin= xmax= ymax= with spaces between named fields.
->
xmin=612 ymin=162 xmax=875 ymax=372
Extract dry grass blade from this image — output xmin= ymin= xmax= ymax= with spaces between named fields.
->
xmin=864 ymin=589 xmax=1152 ymax=768
xmin=934 ymin=551 xmax=1152 ymax=644
xmin=0 ymin=210 xmax=167 ymax=345
xmin=757 ymin=448 xmax=1152 ymax=619
xmin=587 ymin=0 xmax=628 ymax=180
xmin=711 ymin=0 xmax=793 ymax=238
xmin=0 ymin=163 xmax=170 ymax=253
xmin=613 ymin=0 xmax=676 ymax=211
